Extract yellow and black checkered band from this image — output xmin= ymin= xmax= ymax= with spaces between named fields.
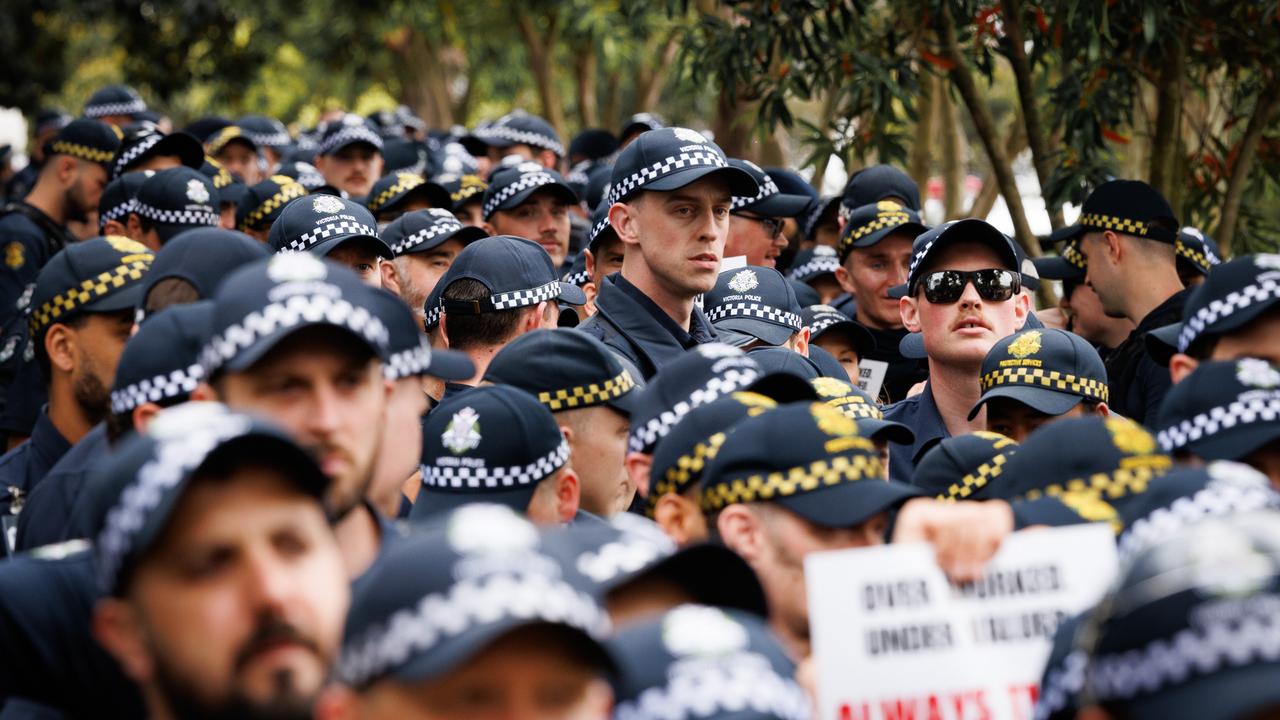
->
xmin=1062 ymin=241 xmax=1087 ymax=270
xmin=980 ymin=366 xmax=1109 ymax=404
xmin=28 ymin=257 xmax=153 ymax=336
xmin=367 ymin=173 xmax=425 ymax=213
xmin=1079 ymin=212 xmax=1169 ymax=241
xmin=838 ymin=208 xmax=910 ymax=257
xmin=826 ymin=395 xmax=883 ymax=420
xmin=204 ymin=157 xmax=233 ymax=188
xmin=537 ymin=368 xmax=636 ymax=412
xmin=700 ymin=452 xmax=884 ymax=512
xmin=1019 ymin=454 xmax=1172 ymax=533
xmin=49 ymin=140 xmax=115 ymax=165
xmin=206 ymin=126 xmax=246 ymax=157
xmin=651 ymin=432 xmax=728 ymax=509
xmin=240 ymin=178 xmax=306 ymax=231
xmin=1176 ymin=237 xmax=1214 ymax=272
xmin=451 ymin=176 xmax=486 ymax=204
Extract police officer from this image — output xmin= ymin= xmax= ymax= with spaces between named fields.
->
xmin=267 ymin=194 xmax=394 ymax=287
xmin=801 ymin=194 xmax=842 ymax=250
xmin=313 ymin=114 xmax=385 ymax=198
xmin=724 ymin=160 xmax=812 ymax=268
xmin=3 ymin=109 xmax=69 ymax=203
xmin=704 ymin=264 xmax=808 ymax=353
xmin=1174 ymin=225 xmax=1221 ymax=287
xmin=236 ymin=114 xmax=293 ymax=172
xmin=382 ymin=208 xmax=487 ymax=325
xmin=574 ymin=201 xmax=626 ymax=318
xmin=838 ymin=164 xmax=921 ymax=226
xmin=462 ymin=111 xmax=565 ymax=170
xmin=484 ymin=329 xmax=642 ymax=517
xmin=82 ymin=84 xmax=147 ymax=127
xmin=87 ymin=404 xmax=350 ymax=720
xmin=787 ymin=245 xmax=843 ymax=304
xmin=808 ymin=376 xmax=914 ymax=470
xmin=1033 ymin=238 xmax=1135 ymax=358
xmin=912 ymin=431 xmax=1018 ymax=500
xmin=481 ymin=161 xmax=579 ymax=270
xmin=204 ymin=124 xmax=265 ymax=185
xmin=97 ymin=170 xmax=151 ymax=238
xmin=364 ymin=171 xmax=450 ymax=225
xmin=576 ymin=127 xmax=758 ymax=378
xmin=125 ymin=165 xmax=221 ymax=250
xmin=111 ymin=122 xmax=204 ymax=179
xmin=800 ymin=304 xmax=876 ymax=381
xmin=235 ymin=174 xmax=308 ymax=241
xmin=437 ymin=173 xmax=488 ymax=228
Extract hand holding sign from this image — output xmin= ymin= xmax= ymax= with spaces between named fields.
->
xmin=892 ymin=498 xmax=1016 ymax=583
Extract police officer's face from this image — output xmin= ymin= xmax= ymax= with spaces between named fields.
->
xmin=216 ymin=141 xmax=262 ymax=185
xmin=66 ymin=159 xmax=109 ymax=223
xmin=454 ymin=200 xmax=487 ymax=229
xmin=622 ymin=177 xmax=732 ymax=297
xmin=1079 ymin=231 xmax=1127 ymax=319
xmin=1063 ymin=281 xmax=1130 ymax=347
xmin=984 ymin=397 xmax=1089 ymax=443
xmin=811 ymin=332 xmax=860 ymax=381
xmin=317 ymin=145 xmax=383 ymax=198
xmin=370 ymin=377 xmax=430 ymax=518
xmin=726 ymin=213 xmax=788 ymax=268
xmin=65 ymin=309 xmax=135 ymax=422
xmin=214 ymin=328 xmax=389 ymax=518
xmin=332 ymin=625 xmax=611 ymax=720
xmin=584 ymin=236 xmax=624 ymax=287
xmin=394 ymin=239 xmax=466 ymax=321
xmin=836 ymin=233 xmax=913 ymax=330
xmin=96 ymin=467 xmax=349 ymax=720
xmin=559 ymin=405 xmax=631 ymax=516
xmin=492 ymin=191 xmax=572 ymax=267
xmin=326 ymin=239 xmax=384 ymax=287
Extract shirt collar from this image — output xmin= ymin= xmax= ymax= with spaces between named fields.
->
xmin=612 ymin=274 xmax=717 ymax=349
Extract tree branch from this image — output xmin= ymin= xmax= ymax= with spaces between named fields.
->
xmin=1000 ymin=0 xmax=1063 ymax=230
xmin=1218 ymin=74 xmax=1280 ymax=255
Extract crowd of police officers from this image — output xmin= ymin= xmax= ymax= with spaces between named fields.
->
xmin=0 ymin=81 xmax=1277 ymax=720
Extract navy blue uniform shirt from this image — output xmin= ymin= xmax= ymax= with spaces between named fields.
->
xmin=578 ymin=273 xmax=718 ymax=379
xmin=0 ymin=409 xmax=71 ymax=518
xmin=1105 ymin=288 xmax=1189 ymax=427
xmin=13 ymin=423 xmax=110 ymax=551
xmin=882 ymin=381 xmax=949 ymax=486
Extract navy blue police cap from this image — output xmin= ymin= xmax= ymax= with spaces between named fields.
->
xmin=365 ymin=171 xmax=450 ymax=218
xmin=1156 ymin=358 xmax=1280 ymax=463
xmin=912 ymin=431 xmax=1018 ymax=500
xmin=801 ymin=195 xmax=842 ymax=240
xmin=607 ymin=605 xmax=811 ymax=720
xmin=766 ymin=166 xmax=819 ymax=202
xmin=586 ymin=200 xmax=617 ymax=254
xmin=89 ymin=403 xmax=328 ymax=594
xmin=463 ymin=111 xmax=564 ymax=157
xmin=276 ymin=160 xmax=326 ymax=190
xmin=437 ymin=173 xmax=487 ymax=212
xmin=836 ymin=200 xmax=928 ymax=264
xmin=627 ymin=344 xmax=763 ymax=455
xmin=481 ymin=161 xmax=578 ymax=220
xmin=198 ymin=156 xmax=235 ymax=191
xmin=365 ymin=287 xmax=473 ymax=382
xmin=804 ymin=344 xmax=852 ymax=382
xmin=427 ymin=142 xmax=480 ymax=179
xmin=483 ymin=328 xmax=641 ymax=416
xmin=801 ymin=304 xmax=876 ymax=357
xmin=317 ymin=113 xmax=384 ymax=156
xmin=28 ymin=236 xmax=153 ymax=342
xmin=413 ymin=385 xmax=570 ymax=520
xmin=138 ymin=227 xmax=271 ymax=318
xmin=888 ymin=217 xmax=1020 ymax=299
xmin=746 ymin=347 xmax=824 ymax=383
xmin=45 ymin=118 xmax=123 ymax=173
xmin=789 ymin=277 xmax=821 ymax=308
xmin=132 ymin=166 xmax=220 ymax=243
xmin=809 ymin=376 xmax=914 ymax=446
xmin=235 ymin=114 xmax=291 ymax=150
xmin=562 ymin=252 xmax=589 ymax=288
xmin=378 ymin=138 xmax=426 ymax=175
xmin=705 ymin=265 xmax=803 ymax=347
xmin=970 ymin=328 xmax=1109 ymax=420
xmin=199 ymin=253 xmax=389 ymax=377
xmin=620 ymin=112 xmax=665 ymax=140
xmin=112 ymin=123 xmax=203 ymax=178
xmin=83 ymin=84 xmax=146 ymax=119
xmin=840 ymin=164 xmax=920 ymax=221
xmin=267 ymin=194 xmax=393 ymax=259
xmin=700 ymin=401 xmax=921 ymax=527
xmin=567 ymin=128 xmax=618 ymax=162
xmin=336 ymin=504 xmax=611 ymax=689
xmin=1058 ymin=179 xmax=1178 ymax=244
xmin=584 ymin=163 xmax=613 ymax=210
xmin=382 ymin=207 xmax=487 ymax=257
xmin=435 ymin=235 xmax=586 ymax=316
xmin=1173 ymin=254 xmax=1280 ymax=357
xmin=203 ymin=124 xmax=259 ymax=159
xmin=235 ymin=174 xmax=308 ymax=233
xmin=97 ymin=170 xmax=152 ymax=232
xmin=109 ymin=301 xmax=214 ymax=417
xmin=728 ymin=160 xmax=812 ymax=218
xmin=219 ymin=174 xmax=248 ymax=210
xmin=787 ymin=245 xmax=841 ymax=284
xmin=606 ymin=127 xmax=757 ymax=206
xmin=1032 ymin=237 xmax=1088 ymax=282
xmin=1175 ymin=226 xmax=1222 ymax=277
xmin=183 ymin=115 xmax=232 ymax=144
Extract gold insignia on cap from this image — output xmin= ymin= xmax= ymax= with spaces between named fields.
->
xmin=812 ymin=401 xmax=857 ymax=438
xmin=1007 ymin=330 xmax=1042 ymax=359
xmin=730 ymin=391 xmax=776 ymax=414
xmin=1106 ymin=416 xmax=1156 ymax=456
xmin=4 ymin=242 xmax=23 ymax=270
xmin=812 ymin=376 xmax=853 ymax=399
xmin=876 ymin=200 xmax=903 ymax=213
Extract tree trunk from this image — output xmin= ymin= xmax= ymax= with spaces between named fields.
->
xmin=939 ymin=79 xmax=964 ymax=219
xmin=602 ymin=70 xmax=622 ymax=132
xmin=1148 ymin=30 xmax=1187 ymax=215
xmin=513 ymin=5 xmax=567 ymax=143
xmin=1218 ymin=75 xmax=1280 ymax=256
xmin=968 ymin=112 xmax=1027 ymax=219
xmin=574 ymin=40 xmax=598 ymax=128
xmin=809 ymin=90 xmax=840 ymax=192
xmin=712 ymin=89 xmax=751 ymax=158
xmin=908 ymin=67 xmax=936 ymax=194
xmin=634 ymin=30 xmax=681 ymax=114
xmin=938 ymin=3 xmax=1042 ymax=258
xmin=1000 ymin=0 xmax=1063 ymax=230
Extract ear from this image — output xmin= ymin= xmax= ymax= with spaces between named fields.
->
xmin=379 ymin=261 xmax=400 ymax=296
xmin=554 ymin=467 xmax=580 ymax=523
xmin=625 ymin=451 xmax=653 ymax=499
xmin=1103 ymin=230 xmax=1123 ymax=264
xmin=1014 ymin=288 xmax=1031 ymax=325
xmin=44 ymin=323 xmax=77 ymax=374
xmin=900 ymin=295 xmax=922 ymax=333
xmin=583 ymin=248 xmax=597 ymax=277
xmin=528 ymin=301 xmax=552 ymax=331
xmin=438 ymin=311 xmax=450 ymax=344
xmin=1093 ymin=402 xmax=1111 ymax=417
xmin=56 ymin=155 xmax=78 ymax=185
xmin=481 ymin=221 xmax=496 ymax=236
xmin=125 ymin=214 xmax=143 ymax=240
xmin=131 ymin=402 xmax=162 ymax=433
xmin=190 ymin=382 xmax=218 ymax=402
xmin=582 ymin=281 xmax=598 ymax=306
xmin=792 ymin=327 xmax=810 ymax=357
xmin=538 ymin=150 xmax=558 ymax=171
xmin=91 ymin=598 xmax=154 ymax=684
xmin=1169 ymin=353 xmax=1198 ymax=384
xmin=717 ymin=504 xmax=765 ymax=563
xmin=654 ymin=493 xmax=707 ymax=546
xmin=835 ymin=264 xmax=857 ymax=296
xmin=559 ymin=421 xmax=575 ymax=446
xmin=610 ymin=202 xmax=640 ymax=248
xmin=312 ymin=155 xmax=329 ymax=174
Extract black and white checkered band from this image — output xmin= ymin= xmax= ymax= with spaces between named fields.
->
xmin=391 ymin=218 xmax=464 ymax=255
xmin=730 ymin=172 xmax=779 ymax=211
xmin=98 ymin=199 xmax=136 ymax=229
xmin=132 ymin=201 xmax=220 ymax=228
xmin=444 ymin=281 xmax=563 ymax=314
xmin=475 ymin=125 xmax=565 ymax=157
xmin=1177 ymin=272 xmax=1280 ymax=352
xmin=567 ymin=160 xmax=592 ymax=186
xmin=110 ymin=363 xmax=204 ymax=415
xmin=802 ymin=197 xmax=834 ymax=237
xmin=424 ymin=299 xmax=443 ymax=330
xmin=246 ymin=130 xmax=291 ymax=148
xmin=589 ymin=214 xmax=614 ymax=246
xmin=85 ymin=99 xmax=147 ymax=119
xmin=94 ymin=413 xmax=254 ymax=591
xmin=607 ymin=149 xmax=730 ymax=206
xmin=787 ymin=252 xmax=840 ymax=281
xmin=335 ymin=566 xmax=608 ymax=687
xmin=423 ymin=439 xmax=570 ymax=489
xmin=113 ymin=134 xmax=162 ymax=176
xmin=627 ymin=366 xmax=761 ymax=453
xmin=706 ymin=301 xmax=802 ymax=331
xmin=1156 ymin=392 xmax=1280 ymax=452
xmin=908 ymin=234 xmax=937 ymax=279
xmin=613 ymin=653 xmax=812 ymax=720
xmin=562 ymin=267 xmax=589 ymax=286
xmin=384 ymin=339 xmax=433 ymax=381
xmin=574 ymin=529 xmax=675 ymax=585
xmin=482 ymin=172 xmax=558 ymax=219
xmin=200 ymin=292 xmax=389 ymax=376
xmin=319 ymin=126 xmax=384 ymax=156
xmin=807 ymin=314 xmax=845 ymax=336
xmin=1033 ymin=650 xmax=1087 ymax=720
xmin=285 ymin=219 xmax=380 ymax=253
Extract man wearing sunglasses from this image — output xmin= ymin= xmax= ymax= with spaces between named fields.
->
xmin=882 ymin=219 xmax=1031 ymax=483
xmin=723 ymin=159 xmax=811 ymax=268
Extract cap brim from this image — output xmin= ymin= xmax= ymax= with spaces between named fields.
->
xmin=1145 ymin=323 xmax=1181 ymax=367
xmin=400 ymin=225 xmax=489 ymax=256
xmin=743 ymin=192 xmax=813 ymax=218
xmin=713 ymin=317 xmax=796 ymax=347
xmin=556 ymin=282 xmax=587 ymax=306
xmin=1048 ymin=224 xmax=1084 ymax=244
xmin=641 ymin=165 xmax=758 ymax=200
xmin=604 ymin=386 xmax=643 ymax=417
xmin=849 ymin=221 xmax=929 ymax=250
xmin=810 ymin=320 xmax=876 ymax=356
xmin=776 ymin=479 xmax=922 ymax=529
xmin=899 ymin=331 xmax=927 ymax=360
xmin=1032 ymin=255 xmax=1085 ymax=281
xmin=458 ymin=135 xmax=489 ymax=156
xmin=310 ymin=234 xmax=395 ymax=261
xmin=854 ymin=418 xmax=915 ymax=446
xmin=423 ymin=348 xmax=475 ymax=382
xmin=322 ymin=138 xmax=381 ymax=156
xmin=500 ymin=182 xmax=579 ymax=214
xmin=409 ymin=484 xmax=538 ymax=522
xmin=744 ymin=371 xmax=820 ymax=403
xmin=968 ymin=385 xmax=1084 ymax=421
xmin=711 ymin=326 xmax=756 ymax=348
xmin=1125 ymin=662 xmax=1280 ymax=720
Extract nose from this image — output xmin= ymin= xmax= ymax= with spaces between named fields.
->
xmin=245 ymin=547 xmax=295 ymax=610
xmin=958 ymin=277 xmax=983 ymax=307
xmin=303 ymin=384 xmax=343 ymax=439
xmin=887 ymin=260 xmax=908 ymax=287
xmin=696 ymin=205 xmax=720 ymax=242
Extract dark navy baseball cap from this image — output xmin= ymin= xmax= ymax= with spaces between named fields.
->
xmin=583 ymin=163 xmax=613 ymax=209
xmin=463 ymin=111 xmax=564 ymax=157
xmin=809 ymin=376 xmax=914 ymax=446
xmin=28 ymin=236 xmax=153 ymax=341
xmin=83 ymin=84 xmax=146 ymax=120
xmin=728 ymin=159 xmax=812 ymax=218
xmin=484 ymin=328 xmax=642 ymax=416
xmin=912 ymin=431 xmax=1018 ymax=500
xmin=109 ymin=301 xmax=214 ymax=417
xmin=787 ymin=245 xmax=841 ymax=284
xmin=802 ymin=304 xmax=876 ymax=357
xmin=705 ymin=266 xmax=803 ymax=347
xmin=606 ymin=127 xmax=757 ymax=206
xmin=267 ymin=194 xmax=393 ymax=259
xmin=701 ymin=401 xmax=920 ymax=527
xmin=437 ymin=173 xmax=487 ymax=212
xmin=1060 ymin=179 xmax=1178 ymax=244
xmin=317 ymin=114 xmax=384 ymax=156
xmin=203 ymin=124 xmax=259 ymax=158
xmin=138 ymin=227 xmax=271 ymax=317
xmin=198 ymin=155 xmax=235 ymax=192
xmin=365 ymin=171 xmax=450 ymax=218
xmin=97 ymin=170 xmax=151 ymax=232
xmin=276 ymin=160 xmax=326 ymax=190
xmin=586 ymin=200 xmax=617 ymax=254
xmin=766 ymin=166 xmax=819 ymax=202
xmin=608 ymin=605 xmax=811 ymax=720
xmin=89 ymin=403 xmax=329 ymax=594
xmin=746 ymin=347 xmax=824 ymax=383
xmin=789 ymin=277 xmax=821 ymax=308
xmin=1173 ymin=254 xmax=1280 ymax=356
xmin=235 ymin=175 xmax=307 ymax=234
xmin=890 ymin=217 xmax=1021 ymax=299
xmin=1032 ymin=238 xmax=1088 ymax=281
xmin=627 ymin=344 xmax=763 ymax=454
xmin=567 ymin=129 xmax=618 ymax=162
xmin=112 ymin=123 xmax=203 ymax=178
xmin=840 ymin=164 xmax=920 ymax=220
xmin=414 ymin=385 xmax=570 ymax=519
xmin=132 ymin=166 xmax=221 ymax=243
xmin=802 ymin=195 xmax=842 ymax=240
xmin=836 ymin=200 xmax=928 ymax=264
xmin=382 ymin=207 xmax=487 ymax=257
xmin=562 ymin=252 xmax=589 ymax=287
xmin=436 ymin=235 xmax=586 ymax=315
xmin=366 ymin=288 xmax=474 ymax=382
xmin=1175 ymin=226 xmax=1222 ymax=277
xmin=481 ymin=162 xmax=578 ymax=220
xmin=336 ymin=504 xmax=611 ymax=689
xmin=1156 ymin=358 xmax=1280 ymax=463
xmin=619 ymin=112 xmax=665 ymax=140
xmin=970 ymin=328 xmax=1109 ymax=420
xmin=235 ymin=114 xmax=291 ymax=150
xmin=45 ymin=118 xmax=124 ymax=174
xmin=200 ymin=253 xmax=390 ymax=376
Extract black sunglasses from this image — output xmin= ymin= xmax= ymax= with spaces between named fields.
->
xmin=732 ymin=213 xmax=784 ymax=239
xmin=918 ymin=269 xmax=1021 ymax=304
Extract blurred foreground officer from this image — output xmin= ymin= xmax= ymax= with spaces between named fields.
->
xmin=89 ymin=404 xmax=350 ymax=720
xmin=578 ymin=128 xmax=758 ymax=378
xmin=268 ymin=194 xmax=394 ymax=286
xmin=608 ymin=605 xmax=810 ymax=720
xmin=314 ymin=114 xmax=384 ymax=198
xmin=317 ymin=504 xmax=614 ymax=720
xmin=382 ymin=208 xmax=486 ymax=325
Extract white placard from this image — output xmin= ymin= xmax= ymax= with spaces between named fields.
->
xmin=856 ymin=359 xmax=888 ymax=399
xmin=806 ymin=524 xmax=1117 ymax=720
xmin=719 ymin=255 xmax=748 ymax=272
